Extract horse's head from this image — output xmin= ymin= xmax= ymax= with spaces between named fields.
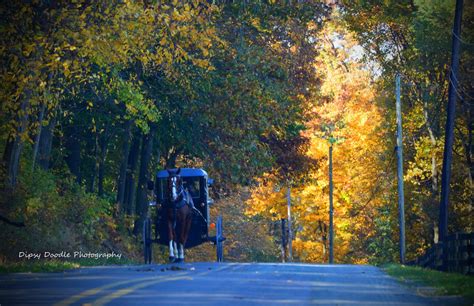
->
xmin=167 ymin=168 xmax=183 ymax=203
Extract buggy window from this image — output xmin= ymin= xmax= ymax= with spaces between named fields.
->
xmin=183 ymin=178 xmax=200 ymax=198
xmin=159 ymin=177 xmax=201 ymax=199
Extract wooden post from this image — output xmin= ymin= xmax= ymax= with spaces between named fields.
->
xmin=281 ymin=219 xmax=286 ymax=263
xmin=396 ymin=73 xmax=406 ymax=264
xmin=439 ymin=0 xmax=464 ymax=241
xmin=329 ymin=144 xmax=334 ymax=264
xmin=287 ymin=186 xmax=293 ymax=262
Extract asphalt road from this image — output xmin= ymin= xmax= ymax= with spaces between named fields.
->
xmin=0 ymin=262 xmax=465 ymax=306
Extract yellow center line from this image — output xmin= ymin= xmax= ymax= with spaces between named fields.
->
xmin=92 ymin=275 xmax=193 ymax=306
xmin=54 ymin=273 xmax=189 ymax=306
xmin=91 ymin=264 xmax=237 ymax=306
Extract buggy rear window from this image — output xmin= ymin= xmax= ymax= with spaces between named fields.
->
xmin=160 ymin=177 xmax=201 ymax=199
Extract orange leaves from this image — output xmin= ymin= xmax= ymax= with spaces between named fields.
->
xmin=246 ymin=19 xmax=387 ymax=263
xmin=246 ymin=173 xmax=287 ymax=221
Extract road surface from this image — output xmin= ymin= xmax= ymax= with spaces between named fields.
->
xmin=0 ymin=262 xmax=465 ymax=305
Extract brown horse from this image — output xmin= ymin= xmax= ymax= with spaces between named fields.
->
xmin=166 ymin=168 xmax=193 ymax=263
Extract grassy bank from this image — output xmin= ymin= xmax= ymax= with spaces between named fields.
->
xmin=0 ymin=257 xmax=138 ymax=273
xmin=383 ymin=264 xmax=474 ymax=302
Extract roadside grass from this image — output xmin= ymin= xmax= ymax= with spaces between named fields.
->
xmin=0 ymin=257 xmax=138 ymax=273
xmin=0 ymin=261 xmax=80 ymax=273
xmin=383 ymin=263 xmax=474 ymax=302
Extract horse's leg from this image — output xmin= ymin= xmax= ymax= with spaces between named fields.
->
xmin=173 ymin=241 xmax=178 ymax=261
xmin=177 ymin=225 xmax=185 ymax=262
xmin=177 ymin=243 xmax=184 ymax=261
xmin=175 ymin=210 xmax=185 ymax=262
xmin=168 ymin=238 xmax=175 ymax=262
xmin=180 ymin=207 xmax=193 ymax=262
xmin=172 ymin=208 xmax=178 ymax=262
xmin=167 ymin=211 xmax=175 ymax=262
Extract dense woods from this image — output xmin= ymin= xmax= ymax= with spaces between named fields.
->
xmin=0 ymin=0 xmax=472 ymax=264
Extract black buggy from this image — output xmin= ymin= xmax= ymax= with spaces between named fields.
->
xmin=143 ymin=168 xmax=224 ymax=263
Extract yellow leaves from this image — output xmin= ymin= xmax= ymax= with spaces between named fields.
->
xmin=358 ymin=112 xmax=368 ymax=126
xmin=2 ymin=0 xmax=220 ymax=140
xmin=404 ymin=104 xmax=426 ymax=133
xmin=250 ymin=17 xmax=267 ymax=33
xmin=22 ymin=43 xmax=35 ymax=57
xmin=26 ymin=197 xmax=43 ymax=220
xmin=172 ymin=7 xmax=185 ymax=22
xmin=405 ymin=136 xmax=443 ymax=185
xmin=192 ymin=58 xmax=212 ymax=70
xmin=91 ymin=117 xmax=97 ymax=133
xmin=62 ymin=61 xmax=71 ymax=77
xmin=246 ymin=173 xmax=288 ymax=220
xmin=159 ymin=37 xmax=168 ymax=46
xmin=245 ymin=20 xmax=388 ymax=263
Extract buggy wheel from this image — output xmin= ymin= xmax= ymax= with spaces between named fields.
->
xmin=216 ymin=215 xmax=224 ymax=262
xmin=143 ymin=217 xmax=152 ymax=264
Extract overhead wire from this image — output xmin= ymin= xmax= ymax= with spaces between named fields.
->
xmin=447 ymin=29 xmax=474 ymax=105
xmin=450 ymin=72 xmax=474 ymax=99
xmin=452 ymin=30 xmax=474 ymax=47
xmin=448 ymin=77 xmax=474 ymax=106
xmin=448 ymin=72 xmax=474 ymax=105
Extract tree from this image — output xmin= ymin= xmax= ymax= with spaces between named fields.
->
xmin=341 ymin=0 xmax=473 ymax=256
xmin=247 ymin=17 xmax=387 ymax=263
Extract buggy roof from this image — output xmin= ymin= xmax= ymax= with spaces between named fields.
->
xmin=156 ymin=168 xmax=208 ymax=178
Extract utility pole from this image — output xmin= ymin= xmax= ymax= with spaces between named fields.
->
xmin=286 ymin=186 xmax=293 ymax=262
xmin=329 ymin=144 xmax=334 ymax=264
xmin=439 ymin=0 xmax=464 ymax=242
xmin=396 ymin=73 xmax=406 ymax=264
xmin=281 ymin=219 xmax=286 ymax=263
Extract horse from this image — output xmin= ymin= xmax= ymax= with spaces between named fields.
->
xmin=166 ymin=168 xmax=194 ymax=263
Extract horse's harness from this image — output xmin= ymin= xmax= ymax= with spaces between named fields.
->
xmin=168 ymin=175 xmax=208 ymax=231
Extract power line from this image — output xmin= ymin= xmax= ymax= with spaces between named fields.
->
xmin=450 ymin=72 xmax=474 ymax=99
xmin=452 ymin=30 xmax=474 ymax=46
xmin=449 ymin=78 xmax=471 ymax=105
xmin=449 ymin=73 xmax=474 ymax=105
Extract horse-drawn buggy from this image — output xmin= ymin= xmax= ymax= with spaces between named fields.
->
xmin=143 ymin=168 xmax=224 ymax=263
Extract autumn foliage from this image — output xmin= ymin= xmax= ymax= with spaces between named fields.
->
xmin=247 ymin=20 xmax=388 ymax=263
xmin=0 ymin=1 xmax=472 ymax=265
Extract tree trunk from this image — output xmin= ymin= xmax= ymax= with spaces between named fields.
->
xmin=31 ymin=104 xmax=46 ymax=170
xmin=97 ymin=131 xmax=109 ymax=197
xmin=422 ymin=97 xmax=439 ymax=194
xmin=116 ymin=120 xmax=132 ymax=209
xmin=88 ymin=135 xmax=99 ymax=193
xmin=422 ymin=93 xmax=440 ymax=244
xmin=6 ymin=92 xmax=31 ymax=188
xmin=133 ymin=125 xmax=157 ymax=235
xmin=3 ymin=138 xmax=13 ymax=165
xmin=32 ymin=73 xmax=53 ymax=171
xmin=165 ymin=147 xmax=179 ymax=169
xmin=38 ymin=114 xmax=57 ymax=170
xmin=64 ymin=127 xmax=82 ymax=184
xmin=124 ymin=134 xmax=141 ymax=215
